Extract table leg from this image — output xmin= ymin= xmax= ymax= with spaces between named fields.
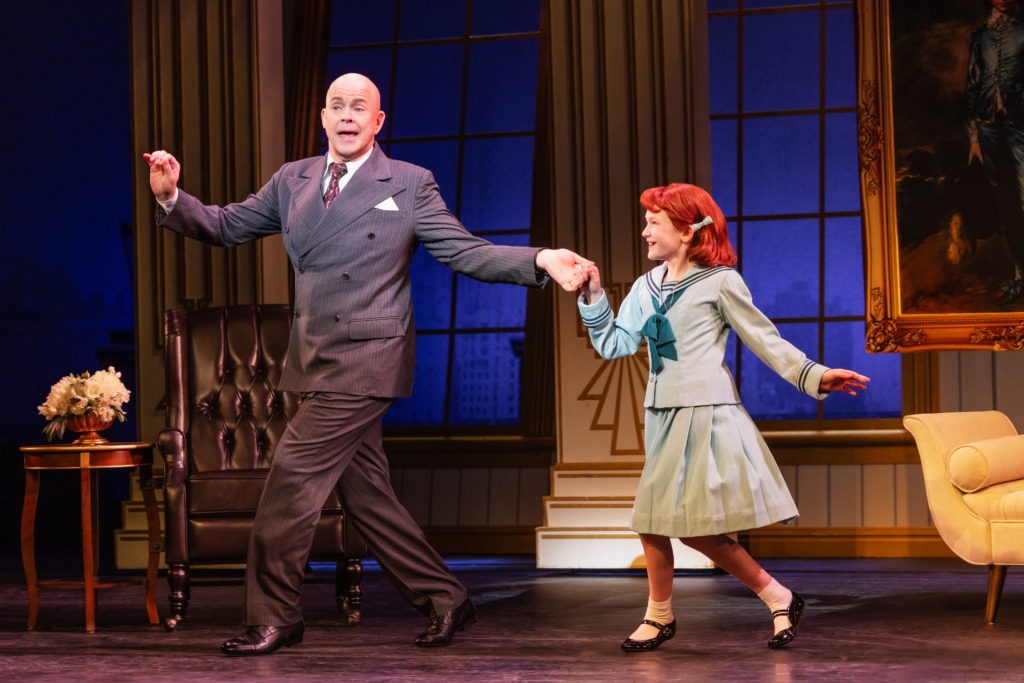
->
xmin=80 ymin=468 xmax=96 ymax=633
xmin=90 ymin=474 xmax=100 ymax=577
xmin=141 ymin=485 xmax=160 ymax=625
xmin=22 ymin=470 xmax=40 ymax=630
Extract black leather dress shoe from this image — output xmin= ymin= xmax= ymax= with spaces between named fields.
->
xmin=221 ymin=622 xmax=304 ymax=656
xmin=620 ymin=619 xmax=676 ymax=652
xmin=414 ymin=598 xmax=477 ymax=647
xmin=767 ymin=592 xmax=805 ymax=649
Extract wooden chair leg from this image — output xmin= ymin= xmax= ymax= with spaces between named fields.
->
xmin=986 ymin=564 xmax=1007 ymax=624
xmin=164 ymin=562 xmax=190 ymax=631
xmin=336 ymin=558 xmax=363 ymax=626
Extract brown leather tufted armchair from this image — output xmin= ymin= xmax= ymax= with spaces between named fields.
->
xmin=157 ymin=304 xmax=366 ymax=631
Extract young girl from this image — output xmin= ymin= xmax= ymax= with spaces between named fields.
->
xmin=577 ymin=183 xmax=868 ymax=652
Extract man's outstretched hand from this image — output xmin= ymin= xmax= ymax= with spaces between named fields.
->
xmin=536 ymin=248 xmax=593 ymax=291
xmin=143 ymin=150 xmax=181 ymax=202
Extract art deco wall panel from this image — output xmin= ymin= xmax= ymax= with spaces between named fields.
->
xmin=535 ymin=0 xmax=713 ymax=568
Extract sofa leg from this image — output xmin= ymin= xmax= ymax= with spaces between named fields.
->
xmin=164 ymin=562 xmax=191 ymax=631
xmin=336 ymin=558 xmax=363 ymax=626
xmin=986 ymin=564 xmax=1007 ymax=624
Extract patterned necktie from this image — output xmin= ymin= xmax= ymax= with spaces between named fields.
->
xmin=323 ymin=162 xmax=348 ymax=208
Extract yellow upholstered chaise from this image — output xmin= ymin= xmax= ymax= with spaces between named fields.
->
xmin=903 ymin=411 xmax=1024 ymax=623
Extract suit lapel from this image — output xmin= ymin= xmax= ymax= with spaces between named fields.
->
xmin=283 ymin=157 xmax=329 ymax=256
xmin=300 ymin=145 xmax=405 ymax=257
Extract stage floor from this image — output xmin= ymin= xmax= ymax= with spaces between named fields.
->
xmin=1 ymin=557 xmax=1022 ymax=682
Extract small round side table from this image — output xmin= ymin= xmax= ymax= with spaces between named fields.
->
xmin=20 ymin=442 xmax=161 ymax=632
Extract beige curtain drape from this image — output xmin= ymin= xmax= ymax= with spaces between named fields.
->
xmin=129 ymin=0 xmax=330 ymax=444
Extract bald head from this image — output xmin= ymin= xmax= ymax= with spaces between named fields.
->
xmin=325 ymin=73 xmax=381 ymax=110
xmin=321 ymin=73 xmax=386 ymax=162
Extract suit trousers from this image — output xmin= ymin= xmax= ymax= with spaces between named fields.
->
xmin=243 ymin=392 xmax=467 ymax=625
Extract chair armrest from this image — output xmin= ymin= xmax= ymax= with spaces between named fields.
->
xmin=156 ymin=427 xmax=190 ymax=563
xmin=157 ymin=428 xmax=188 ymax=489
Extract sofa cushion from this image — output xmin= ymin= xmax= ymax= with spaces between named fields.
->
xmin=947 ymin=435 xmax=1024 ymax=493
xmin=962 ymin=479 xmax=1024 ymax=521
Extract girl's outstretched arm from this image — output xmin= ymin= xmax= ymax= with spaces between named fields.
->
xmin=577 ymin=264 xmax=644 ymax=360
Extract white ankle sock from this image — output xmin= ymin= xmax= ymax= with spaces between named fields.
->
xmin=629 ymin=597 xmax=674 ymax=640
xmin=757 ymin=578 xmax=794 ymax=633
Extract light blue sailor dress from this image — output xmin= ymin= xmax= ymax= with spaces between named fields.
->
xmin=578 ymin=264 xmax=830 ymax=538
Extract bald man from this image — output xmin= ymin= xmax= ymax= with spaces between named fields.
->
xmin=145 ymin=73 xmax=589 ymax=655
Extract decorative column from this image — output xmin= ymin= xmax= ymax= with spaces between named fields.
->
xmin=535 ymin=0 xmax=714 ymax=568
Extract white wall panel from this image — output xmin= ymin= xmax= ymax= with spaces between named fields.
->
xmin=795 ymin=466 xmax=829 ymax=526
xmin=488 ymin=468 xmax=521 ymax=526
xmin=994 ymin=351 xmax=1024 ymax=427
xmin=895 ymin=464 xmax=930 ymax=527
xmin=862 ymin=465 xmax=896 ymax=526
xmin=829 ymin=464 xmax=863 ymax=527
xmin=458 ymin=469 xmax=491 ymax=526
xmin=430 ymin=468 xmax=461 ymax=526
xmin=518 ymin=467 xmax=549 ymax=526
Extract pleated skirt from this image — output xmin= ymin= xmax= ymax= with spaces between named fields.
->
xmin=630 ymin=404 xmax=799 ymax=538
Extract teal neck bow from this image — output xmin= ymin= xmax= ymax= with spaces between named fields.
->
xmin=642 ymin=289 xmax=686 ymax=373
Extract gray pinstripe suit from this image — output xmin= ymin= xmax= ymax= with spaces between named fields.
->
xmin=159 ymin=143 xmax=546 ymax=625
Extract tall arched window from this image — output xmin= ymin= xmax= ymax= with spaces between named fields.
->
xmin=708 ymin=0 xmax=902 ymax=422
xmin=327 ymin=0 xmax=543 ymax=430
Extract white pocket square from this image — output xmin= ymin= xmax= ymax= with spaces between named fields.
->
xmin=374 ymin=197 xmax=399 ymax=211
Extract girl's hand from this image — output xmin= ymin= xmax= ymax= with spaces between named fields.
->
xmin=820 ymin=369 xmax=870 ymax=395
xmin=581 ymin=263 xmax=603 ymax=304
xmin=536 ymin=248 xmax=593 ymax=291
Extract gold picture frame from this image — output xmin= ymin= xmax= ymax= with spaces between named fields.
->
xmin=858 ymin=0 xmax=1024 ymax=351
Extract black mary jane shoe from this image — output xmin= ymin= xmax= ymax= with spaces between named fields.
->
xmin=414 ymin=598 xmax=478 ymax=647
xmin=767 ymin=592 xmax=805 ymax=649
xmin=621 ymin=619 xmax=676 ymax=652
xmin=221 ymin=622 xmax=304 ymax=656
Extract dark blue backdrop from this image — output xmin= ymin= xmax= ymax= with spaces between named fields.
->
xmin=0 ymin=1 xmax=134 ymax=573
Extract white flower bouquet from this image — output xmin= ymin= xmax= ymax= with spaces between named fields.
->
xmin=37 ymin=366 xmax=131 ymax=442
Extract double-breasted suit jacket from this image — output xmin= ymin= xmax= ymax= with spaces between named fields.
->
xmin=158 ymin=143 xmax=550 ymax=625
xmin=159 ymin=143 xmax=545 ymax=398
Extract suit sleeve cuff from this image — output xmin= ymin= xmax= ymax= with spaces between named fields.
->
xmin=533 ymin=248 xmax=551 ymax=287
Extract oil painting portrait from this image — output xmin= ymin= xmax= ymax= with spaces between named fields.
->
xmin=859 ymin=0 xmax=1024 ymax=350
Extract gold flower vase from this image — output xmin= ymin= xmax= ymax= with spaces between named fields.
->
xmin=66 ymin=414 xmax=114 ymax=445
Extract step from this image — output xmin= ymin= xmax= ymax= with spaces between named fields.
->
xmin=114 ymin=530 xmax=166 ymax=570
xmin=551 ymin=466 xmax=643 ymax=497
xmin=128 ymin=471 xmax=163 ymax=502
xmin=122 ymin=501 xmax=165 ymax=530
xmin=535 ymin=527 xmax=713 ymax=570
xmin=543 ymin=496 xmax=635 ymax=527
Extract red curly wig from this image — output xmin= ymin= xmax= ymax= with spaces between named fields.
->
xmin=639 ymin=183 xmax=737 ymax=268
